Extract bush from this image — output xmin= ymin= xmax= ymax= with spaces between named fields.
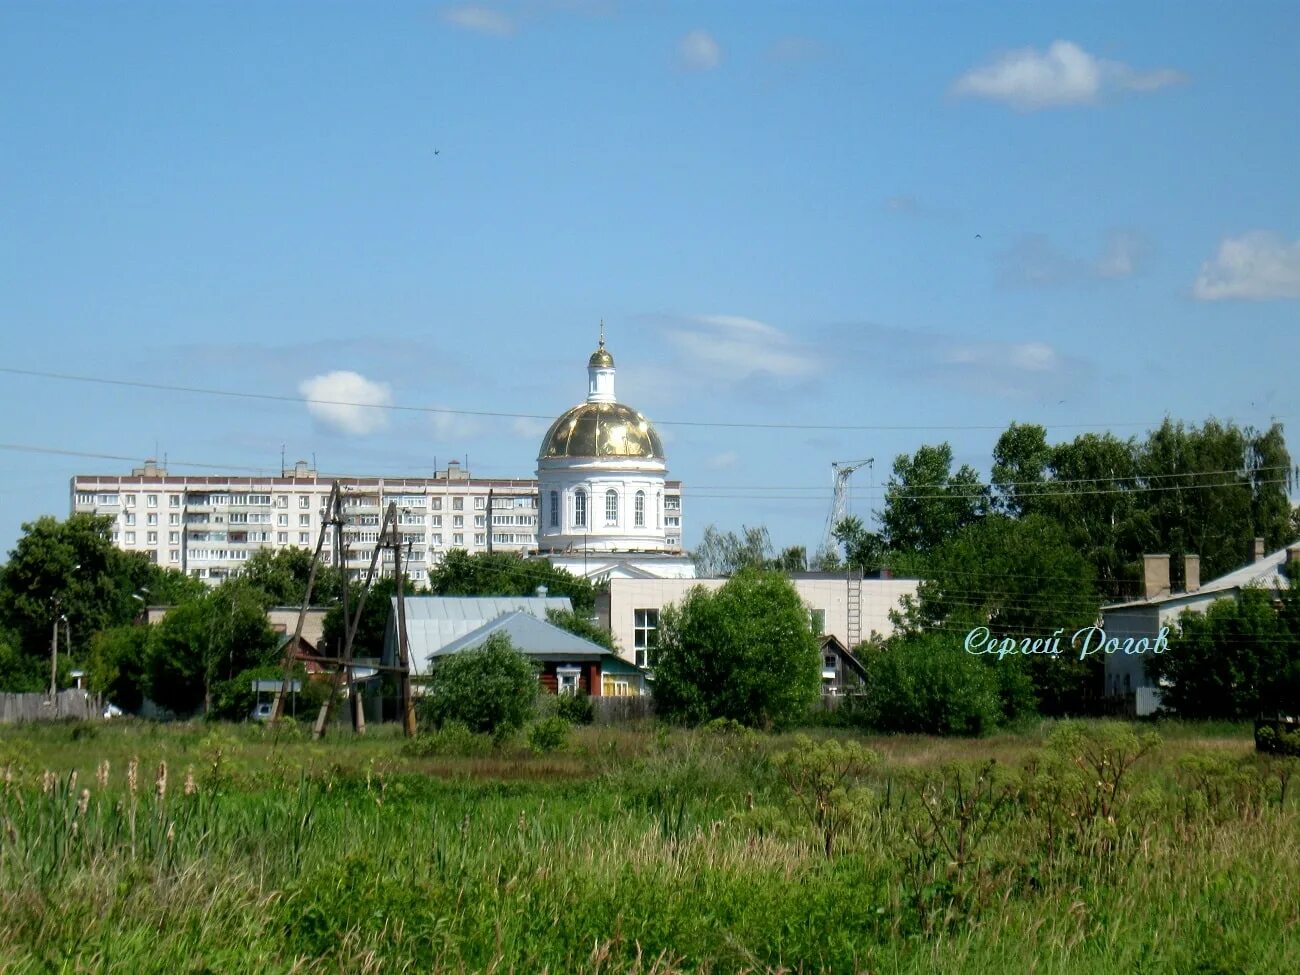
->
xmin=417 ymin=632 xmax=539 ymax=737
xmin=402 ymin=720 xmax=492 ymax=757
xmin=857 ymin=633 xmax=1007 ymax=736
xmin=527 ymin=716 xmax=571 ymax=753
xmin=652 ymin=569 xmax=821 ymax=729
xmin=555 ymin=690 xmax=595 ymax=725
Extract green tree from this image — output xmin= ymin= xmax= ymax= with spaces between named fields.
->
xmin=855 ymin=633 xmax=1015 ymax=736
xmin=418 ymin=631 xmax=539 ymax=736
xmin=0 ymin=628 xmax=44 ymax=692
xmin=238 ymin=546 xmax=345 ymax=607
xmin=877 ymin=444 xmax=990 ymax=556
xmin=690 ymin=525 xmax=776 ymax=577
xmin=991 ymin=422 xmax=1052 ymax=516
xmin=87 ymin=624 xmax=150 ymax=712
xmin=652 ymin=568 xmax=821 ymax=729
xmin=142 ymin=564 xmax=208 ymax=606
xmin=1147 ymin=587 xmax=1300 ymax=720
xmin=908 ymin=514 xmax=1101 ymax=715
xmin=143 ymin=579 xmax=280 ymax=715
xmin=320 ymin=575 xmax=404 ymax=660
xmin=0 ymin=513 xmax=152 ymax=660
xmin=546 ymin=608 xmax=615 ymax=651
xmin=428 ymin=550 xmax=598 ymax=614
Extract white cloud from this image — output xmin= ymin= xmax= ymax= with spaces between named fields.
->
xmin=1096 ymin=231 xmax=1145 ymax=279
xmin=678 ymin=29 xmax=722 ymax=71
xmin=665 ymin=314 xmax=820 ymax=381
xmin=706 ymin=450 xmax=739 ymax=471
xmin=298 ymin=372 xmax=393 ymax=436
xmin=953 ymin=40 xmax=1185 ymax=111
xmin=441 ymin=5 xmax=516 ymax=35
xmin=1193 ymin=232 xmax=1300 ymax=301
xmin=511 ymin=416 xmax=552 ymax=439
xmin=430 ymin=407 xmax=485 ymax=441
xmin=998 ymin=230 xmax=1148 ymax=287
xmin=944 ymin=341 xmax=1061 ymax=374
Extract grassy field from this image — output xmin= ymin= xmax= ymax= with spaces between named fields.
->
xmin=0 ymin=717 xmax=1296 ymax=974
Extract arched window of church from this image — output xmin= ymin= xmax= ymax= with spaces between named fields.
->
xmin=656 ymin=491 xmax=662 ymax=529
xmin=634 ymin=491 xmax=645 ymax=528
xmin=574 ymin=489 xmax=587 ymax=528
xmin=549 ymin=491 xmax=559 ymax=529
xmin=605 ymin=489 xmax=619 ymax=525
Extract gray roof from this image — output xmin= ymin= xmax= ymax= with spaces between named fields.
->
xmin=387 ymin=596 xmax=573 ymax=673
xmin=436 ymin=610 xmax=613 ymax=659
xmin=1103 ymin=544 xmax=1295 ymax=611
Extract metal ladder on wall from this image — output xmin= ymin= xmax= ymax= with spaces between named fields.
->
xmin=846 ymin=569 xmax=862 ymax=649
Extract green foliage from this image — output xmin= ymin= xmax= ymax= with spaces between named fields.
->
xmin=527 ymin=715 xmax=572 ymax=753
xmin=0 ymin=630 xmax=45 ymax=692
xmin=428 ymin=550 xmax=599 ymax=614
xmin=418 ymin=632 xmax=539 ymax=736
xmin=553 ymin=689 xmax=595 ymax=725
xmin=771 ymin=734 xmax=877 ymax=857
xmin=238 ymin=547 xmax=345 ymax=608
xmin=320 ymin=575 xmax=404 ymax=660
xmin=1149 ymin=587 xmax=1300 ymax=719
xmin=877 ymin=443 xmax=991 ymax=556
xmin=856 ymin=633 xmax=1015 ymax=735
xmin=909 ymin=514 xmax=1101 ymax=715
xmin=545 ymin=608 xmax=614 ymax=651
xmin=87 ymin=625 xmax=150 ymax=711
xmin=142 ymin=580 xmax=281 ymax=715
xmin=402 ymin=720 xmax=492 ymax=757
xmin=0 ymin=513 xmax=152 ymax=659
xmin=653 ymin=569 xmax=821 ymax=729
xmin=1047 ymin=721 xmax=1161 ymax=820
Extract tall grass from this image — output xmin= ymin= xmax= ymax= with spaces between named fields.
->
xmin=0 ymin=719 xmax=1295 ymax=973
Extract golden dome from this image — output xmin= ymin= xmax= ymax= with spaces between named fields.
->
xmin=589 ymin=345 xmax=614 ymax=368
xmin=540 ymin=402 xmax=664 ymax=460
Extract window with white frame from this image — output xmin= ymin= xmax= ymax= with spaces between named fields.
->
xmin=574 ymin=489 xmax=587 ymax=528
xmin=125 ymin=531 xmax=136 ymax=544
xmin=452 ymin=533 xmax=464 ymax=546
xmin=169 ymin=495 xmax=180 ymax=507
xmin=452 ymin=497 xmax=464 ymax=511
xmin=277 ymin=532 xmax=289 ymax=544
xmin=147 ymin=513 xmax=157 ymax=526
xmin=147 ymin=495 xmax=158 ymax=507
xmin=605 ymin=489 xmax=618 ymax=524
xmin=633 ymin=609 xmax=659 ymax=668
xmin=125 ymin=512 xmax=136 ymax=526
xmin=556 ymin=666 xmax=581 ymax=696
xmin=147 ymin=531 xmax=157 ymax=543
xmin=474 ymin=496 xmax=485 ymax=510
xmin=634 ymin=491 xmax=645 ymax=528
xmin=550 ymin=491 xmax=559 ymax=528
xmin=299 ymin=514 xmax=310 ymax=526
xmin=299 ymin=495 xmax=311 ymax=509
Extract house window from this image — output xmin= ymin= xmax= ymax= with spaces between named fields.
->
xmin=147 ymin=531 xmax=158 ymax=544
xmin=169 ymin=513 xmax=180 ymax=525
xmin=299 ymin=532 xmax=310 ymax=544
xmin=125 ymin=512 xmax=136 ymax=526
xmin=634 ymin=491 xmax=645 ymax=528
xmin=549 ymin=491 xmax=559 ymax=529
xmin=474 ymin=515 xmax=485 ymax=528
xmin=299 ymin=514 xmax=310 ymax=526
xmin=605 ymin=489 xmax=618 ymax=525
xmin=169 ymin=531 xmax=179 ymax=544
xmin=602 ymin=675 xmax=633 ymax=697
xmin=634 ymin=608 xmax=659 ymax=668
xmin=147 ymin=513 xmax=158 ymax=526
xmin=169 ymin=495 xmax=180 ymax=508
xmin=299 ymin=495 xmax=311 ymax=509
xmin=431 ymin=497 xmax=443 ymax=511
xmin=453 ymin=533 xmax=464 ymax=546
xmin=125 ymin=531 xmax=136 ymax=544
xmin=452 ymin=497 xmax=464 ymax=511
xmin=574 ymin=489 xmax=587 ymax=528
xmin=147 ymin=495 xmax=158 ymax=508
xmin=474 ymin=497 xmax=486 ymax=510
xmin=125 ymin=495 xmax=136 ymax=507
xmin=556 ymin=666 xmax=581 ymax=696
xmin=809 ymin=609 xmax=826 ymax=635
xmin=277 ymin=532 xmax=288 ymax=544
xmin=453 ymin=515 xmax=464 ymax=528
xmin=169 ymin=550 xmax=179 ymax=563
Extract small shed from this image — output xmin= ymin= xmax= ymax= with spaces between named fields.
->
xmin=435 ymin=611 xmax=648 ymax=697
xmin=819 ymin=635 xmax=868 ymax=697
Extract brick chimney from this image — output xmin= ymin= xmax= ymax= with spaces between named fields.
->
xmin=1183 ymin=554 xmax=1200 ymax=593
xmin=1252 ymin=537 xmax=1266 ymax=563
xmin=1143 ymin=554 xmax=1171 ymax=599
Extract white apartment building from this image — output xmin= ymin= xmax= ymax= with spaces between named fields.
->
xmin=71 ymin=459 xmax=684 ymax=585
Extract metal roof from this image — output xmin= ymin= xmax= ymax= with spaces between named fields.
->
xmin=437 ymin=610 xmax=613 ymax=659
xmin=388 ymin=596 xmax=573 ymax=674
xmin=1103 ymin=544 xmax=1294 ymax=611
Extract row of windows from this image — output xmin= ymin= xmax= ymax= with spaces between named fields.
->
xmin=547 ymin=488 xmax=662 ymax=530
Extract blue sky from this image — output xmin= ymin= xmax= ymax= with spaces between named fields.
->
xmin=2 ymin=0 xmax=1298 ymax=560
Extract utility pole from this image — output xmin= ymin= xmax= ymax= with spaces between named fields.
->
xmin=49 ymin=611 xmax=59 ymax=700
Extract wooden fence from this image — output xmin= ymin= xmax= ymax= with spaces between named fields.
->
xmin=0 ymin=690 xmax=104 ymax=724
xmin=592 ymin=696 xmax=655 ymax=724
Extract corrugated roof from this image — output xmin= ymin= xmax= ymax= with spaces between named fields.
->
xmin=390 ymin=596 xmax=573 ymax=673
xmin=437 ymin=610 xmax=613 ymax=658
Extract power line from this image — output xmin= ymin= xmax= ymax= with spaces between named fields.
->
xmin=3 ymin=365 xmax=1278 ymax=434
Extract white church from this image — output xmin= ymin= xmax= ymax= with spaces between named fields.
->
xmin=535 ymin=329 xmax=696 ymax=580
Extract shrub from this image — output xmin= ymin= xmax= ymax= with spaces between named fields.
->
xmin=555 ymin=690 xmax=595 ymax=725
xmin=652 ymin=569 xmax=821 ymax=729
xmin=858 ymin=633 xmax=1006 ymax=735
xmin=402 ymin=720 xmax=491 ymax=757
xmin=417 ymin=632 xmax=539 ymax=736
xmin=527 ymin=716 xmax=572 ymax=753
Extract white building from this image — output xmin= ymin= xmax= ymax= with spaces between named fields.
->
xmin=1101 ymin=540 xmax=1297 ymax=714
xmin=535 ymin=330 xmax=695 ymax=580
xmin=69 ymin=332 xmax=690 ymax=586
xmin=71 ymin=456 xmax=682 ymax=586
xmin=597 ymin=573 xmax=920 ymax=668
